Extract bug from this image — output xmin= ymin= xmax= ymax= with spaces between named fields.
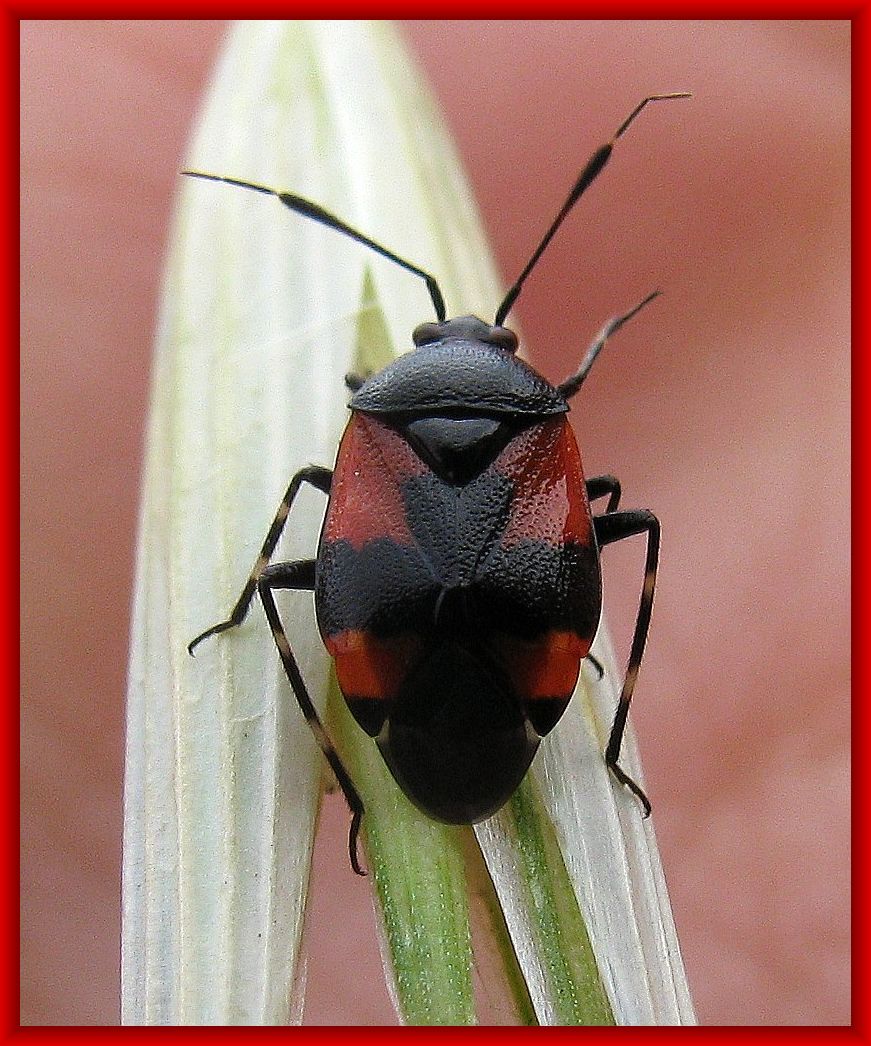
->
xmin=187 ymin=93 xmax=689 ymax=875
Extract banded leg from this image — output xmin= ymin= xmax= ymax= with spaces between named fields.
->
xmin=582 ymin=475 xmax=622 ymax=679
xmin=259 ymin=561 xmax=366 ymax=876
xmin=593 ymin=508 xmax=660 ymax=816
xmin=586 ymin=474 xmax=621 ymax=514
xmin=557 ymin=292 xmax=660 ymax=400
xmin=188 ymin=465 xmax=332 ymax=653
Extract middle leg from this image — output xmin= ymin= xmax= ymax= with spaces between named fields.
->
xmin=593 ymin=508 xmax=660 ymax=816
xmin=258 ymin=560 xmax=367 ymax=876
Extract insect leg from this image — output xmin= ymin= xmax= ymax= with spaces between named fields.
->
xmin=585 ymin=652 xmax=606 ymax=681
xmin=593 ymin=508 xmax=660 ymax=816
xmin=188 ymin=465 xmax=332 ymax=654
xmin=581 ymin=476 xmax=622 ymax=679
xmin=557 ymin=292 xmax=660 ymax=400
xmin=258 ymin=562 xmax=366 ymax=877
xmin=586 ymin=474 xmax=621 ymax=514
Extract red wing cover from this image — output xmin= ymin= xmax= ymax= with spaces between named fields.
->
xmin=316 ymin=413 xmax=600 ymax=727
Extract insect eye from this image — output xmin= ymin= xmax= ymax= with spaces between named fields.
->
xmin=412 ymin=322 xmax=442 ymax=347
xmin=483 ymin=328 xmax=518 ymax=354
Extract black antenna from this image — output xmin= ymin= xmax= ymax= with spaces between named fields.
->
xmin=182 ymin=171 xmax=447 ymax=322
xmin=493 ymin=93 xmax=691 ymax=327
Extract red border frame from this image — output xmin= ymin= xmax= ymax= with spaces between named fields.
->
xmin=13 ymin=10 xmax=859 ymax=1035
xmin=851 ymin=6 xmax=862 ymax=1041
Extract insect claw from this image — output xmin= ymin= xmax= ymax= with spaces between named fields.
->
xmin=608 ymin=759 xmax=652 ymax=817
xmin=187 ymin=620 xmax=233 ymax=655
xmin=349 ymin=809 xmax=367 ymax=877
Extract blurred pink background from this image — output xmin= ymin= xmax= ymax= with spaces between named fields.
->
xmin=20 ymin=20 xmax=850 ymax=1025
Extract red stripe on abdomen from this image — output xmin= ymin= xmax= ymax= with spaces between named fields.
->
xmin=489 ymin=628 xmax=588 ymax=700
xmin=326 ymin=628 xmax=423 ymax=701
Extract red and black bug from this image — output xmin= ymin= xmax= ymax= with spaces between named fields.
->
xmin=187 ymin=93 xmax=689 ymax=875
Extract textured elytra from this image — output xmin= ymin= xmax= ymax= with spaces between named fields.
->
xmin=315 ymin=411 xmax=600 ymax=821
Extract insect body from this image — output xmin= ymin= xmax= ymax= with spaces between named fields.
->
xmin=187 ymin=93 xmax=688 ymax=875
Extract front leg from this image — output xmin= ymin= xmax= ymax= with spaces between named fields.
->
xmin=188 ymin=464 xmax=332 ymax=653
xmin=586 ymin=474 xmax=621 ymax=514
xmin=581 ymin=474 xmax=622 ymax=680
xmin=557 ymin=293 xmax=659 ymax=399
